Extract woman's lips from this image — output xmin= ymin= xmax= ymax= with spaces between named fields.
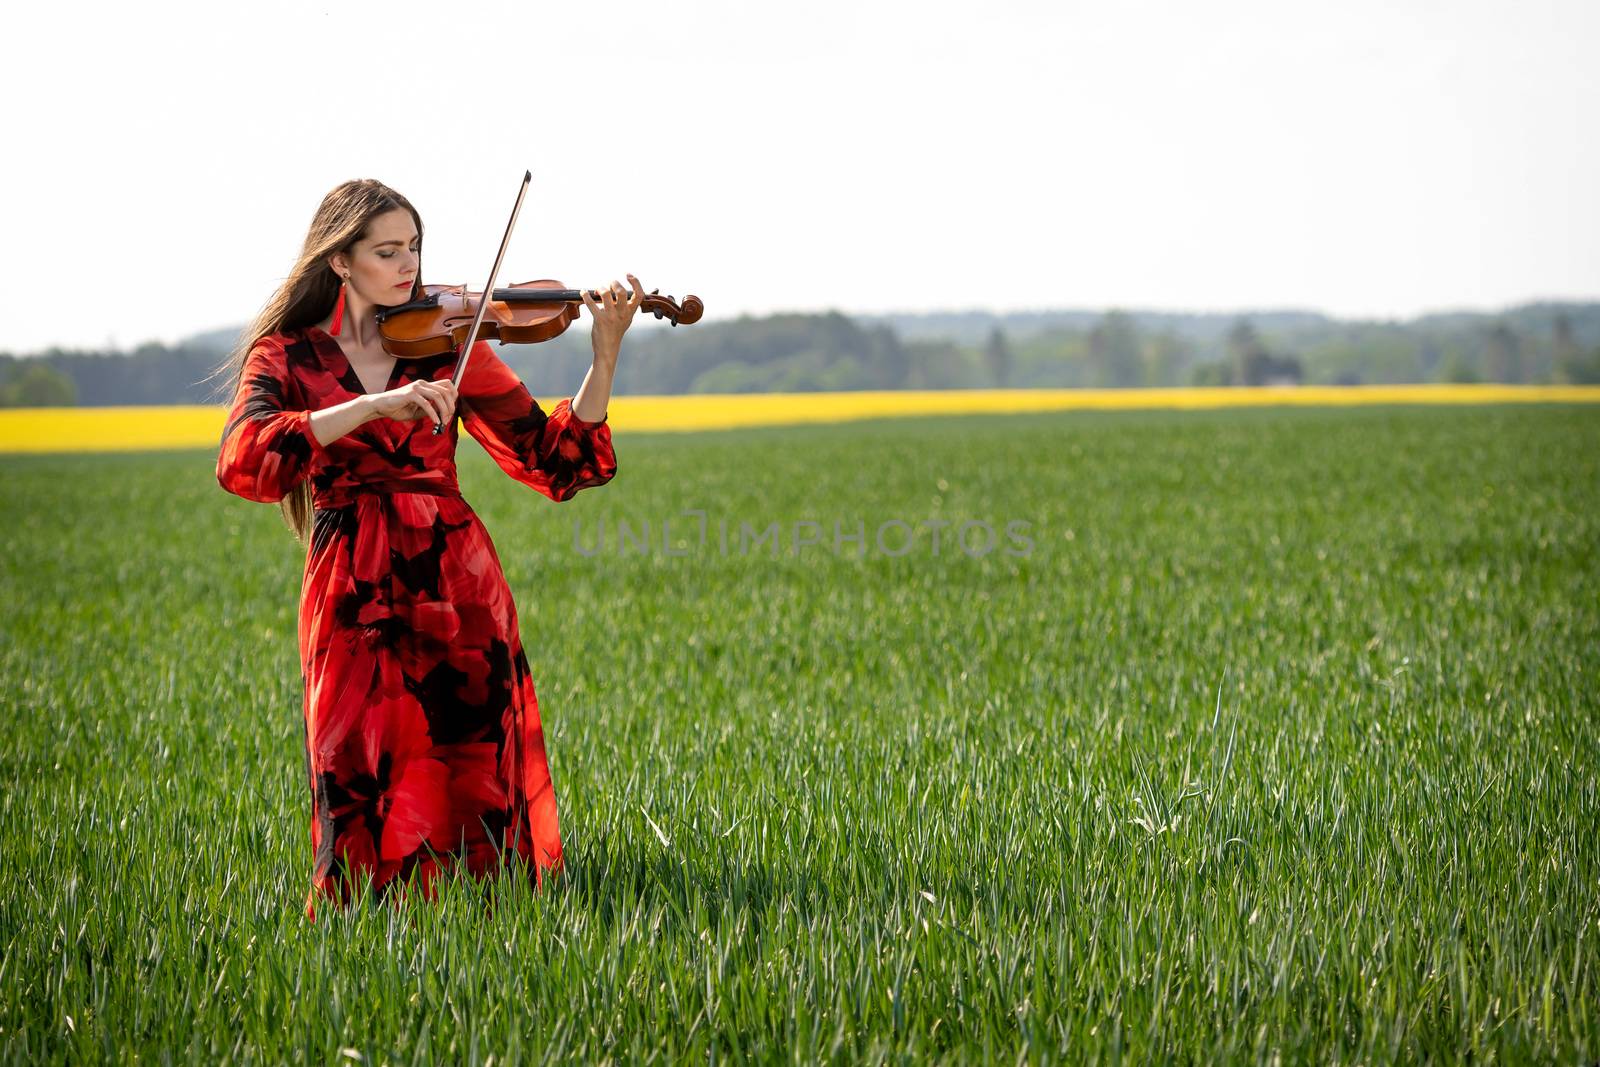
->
xmin=394 ymin=281 xmax=413 ymax=290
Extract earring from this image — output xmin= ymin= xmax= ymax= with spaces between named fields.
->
xmin=330 ymin=274 xmax=349 ymax=337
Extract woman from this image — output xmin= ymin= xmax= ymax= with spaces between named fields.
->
xmin=212 ymin=178 xmax=639 ymax=920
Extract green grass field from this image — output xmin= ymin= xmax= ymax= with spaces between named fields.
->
xmin=2 ymin=405 xmax=1596 ymax=1064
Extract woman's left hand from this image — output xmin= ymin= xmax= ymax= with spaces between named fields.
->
xmin=583 ymin=273 xmax=643 ymax=369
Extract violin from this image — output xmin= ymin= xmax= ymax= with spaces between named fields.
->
xmin=398 ymin=170 xmax=701 ymax=435
xmin=374 ymin=281 xmax=704 ymax=359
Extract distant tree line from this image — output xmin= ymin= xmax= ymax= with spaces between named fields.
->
xmin=3 ymin=302 xmax=1599 ymax=406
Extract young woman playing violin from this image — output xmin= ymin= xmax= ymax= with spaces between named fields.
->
xmin=212 ymin=178 xmax=642 ymax=921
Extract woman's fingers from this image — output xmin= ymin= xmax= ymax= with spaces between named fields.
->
xmin=411 ymin=379 xmax=456 ymax=424
xmin=418 ymin=391 xmax=441 ymax=424
xmin=411 ymin=382 xmax=434 ymax=422
xmin=582 ymin=277 xmax=644 ymax=324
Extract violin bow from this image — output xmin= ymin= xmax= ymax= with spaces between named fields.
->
xmin=434 ymin=169 xmax=532 ymax=436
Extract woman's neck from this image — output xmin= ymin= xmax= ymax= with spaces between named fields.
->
xmin=326 ymin=291 xmax=383 ymax=348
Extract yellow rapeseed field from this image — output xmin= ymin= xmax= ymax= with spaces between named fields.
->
xmin=2 ymin=384 xmax=1598 ymax=453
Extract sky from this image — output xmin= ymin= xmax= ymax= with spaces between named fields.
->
xmin=4 ymin=0 xmax=1597 ymax=353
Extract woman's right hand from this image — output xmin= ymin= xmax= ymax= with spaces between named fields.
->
xmin=366 ymin=378 xmax=459 ymax=426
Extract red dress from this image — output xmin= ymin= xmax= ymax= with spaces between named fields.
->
xmin=216 ymin=325 xmax=616 ymax=920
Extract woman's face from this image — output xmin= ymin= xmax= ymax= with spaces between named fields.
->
xmin=333 ymin=207 xmax=419 ymax=307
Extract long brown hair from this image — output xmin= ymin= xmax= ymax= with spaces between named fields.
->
xmin=203 ymin=179 xmax=424 ymax=546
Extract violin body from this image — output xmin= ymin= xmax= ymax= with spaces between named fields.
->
xmin=375 ymin=280 xmax=703 ymax=359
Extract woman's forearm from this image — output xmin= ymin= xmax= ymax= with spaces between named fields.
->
xmin=571 ymin=354 xmax=616 ymax=424
xmin=309 ymin=395 xmax=380 ymax=447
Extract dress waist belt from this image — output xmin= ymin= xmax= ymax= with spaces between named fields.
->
xmin=313 ymin=478 xmax=463 ymax=509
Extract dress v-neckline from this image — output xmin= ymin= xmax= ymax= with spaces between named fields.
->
xmin=308 ymin=325 xmax=399 ymax=397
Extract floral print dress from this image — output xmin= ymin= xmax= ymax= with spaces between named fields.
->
xmin=216 ymin=325 xmax=616 ymax=920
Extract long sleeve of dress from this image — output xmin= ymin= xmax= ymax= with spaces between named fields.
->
xmin=459 ymin=340 xmax=617 ymax=502
xmin=216 ymin=336 xmax=330 ymax=503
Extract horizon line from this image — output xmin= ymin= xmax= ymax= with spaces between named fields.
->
xmin=9 ymin=295 xmax=1600 ymax=357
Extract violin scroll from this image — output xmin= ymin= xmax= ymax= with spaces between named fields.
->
xmin=642 ymin=289 xmax=704 ymax=328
